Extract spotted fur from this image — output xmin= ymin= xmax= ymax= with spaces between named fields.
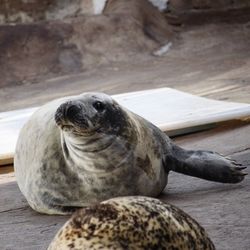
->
xmin=48 ymin=196 xmax=215 ymax=250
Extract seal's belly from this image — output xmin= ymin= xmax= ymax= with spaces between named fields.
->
xmin=78 ymin=150 xmax=168 ymax=203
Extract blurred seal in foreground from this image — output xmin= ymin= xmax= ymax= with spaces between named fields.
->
xmin=48 ymin=196 xmax=215 ymax=250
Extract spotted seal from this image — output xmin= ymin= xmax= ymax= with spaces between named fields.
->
xmin=48 ymin=196 xmax=215 ymax=250
xmin=14 ymin=92 xmax=247 ymax=214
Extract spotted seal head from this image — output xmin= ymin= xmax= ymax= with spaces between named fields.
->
xmin=14 ymin=92 xmax=247 ymax=214
xmin=48 ymin=196 xmax=215 ymax=250
xmin=54 ymin=93 xmax=131 ymax=138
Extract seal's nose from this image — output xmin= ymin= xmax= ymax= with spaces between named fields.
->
xmin=62 ymin=101 xmax=83 ymax=119
xmin=65 ymin=102 xmax=82 ymax=121
xmin=55 ymin=101 xmax=83 ymax=126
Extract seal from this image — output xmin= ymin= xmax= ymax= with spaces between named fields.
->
xmin=48 ymin=196 xmax=215 ymax=250
xmin=14 ymin=92 xmax=247 ymax=214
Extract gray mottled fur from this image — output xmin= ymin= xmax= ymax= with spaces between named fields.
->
xmin=14 ymin=93 xmax=247 ymax=214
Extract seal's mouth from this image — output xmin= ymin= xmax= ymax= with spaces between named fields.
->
xmin=55 ymin=101 xmax=89 ymax=132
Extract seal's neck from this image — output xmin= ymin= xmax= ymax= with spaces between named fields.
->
xmin=61 ymin=132 xmax=115 ymax=170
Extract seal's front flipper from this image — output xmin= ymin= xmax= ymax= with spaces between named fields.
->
xmin=167 ymin=145 xmax=247 ymax=183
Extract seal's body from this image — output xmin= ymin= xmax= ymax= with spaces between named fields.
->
xmin=14 ymin=92 xmax=246 ymax=214
xmin=48 ymin=196 xmax=215 ymax=250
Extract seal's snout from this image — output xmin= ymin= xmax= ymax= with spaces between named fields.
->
xmin=55 ymin=101 xmax=88 ymax=130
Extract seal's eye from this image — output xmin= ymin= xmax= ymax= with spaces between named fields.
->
xmin=93 ymin=101 xmax=105 ymax=112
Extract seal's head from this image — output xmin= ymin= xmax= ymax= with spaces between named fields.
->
xmin=55 ymin=93 xmax=128 ymax=136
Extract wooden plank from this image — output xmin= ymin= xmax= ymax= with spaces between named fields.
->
xmin=0 ymin=154 xmax=13 ymax=166
xmin=0 ymin=165 xmax=13 ymax=175
xmin=1 ymin=88 xmax=250 ymax=166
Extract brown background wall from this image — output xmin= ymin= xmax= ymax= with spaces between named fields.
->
xmin=0 ymin=0 xmax=93 ymax=24
xmin=0 ymin=0 xmax=250 ymax=87
xmin=1 ymin=0 xmax=250 ymax=24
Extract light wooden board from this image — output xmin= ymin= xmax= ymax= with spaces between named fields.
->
xmin=1 ymin=87 xmax=250 ymax=165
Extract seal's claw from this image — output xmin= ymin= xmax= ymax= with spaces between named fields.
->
xmin=232 ymin=160 xmax=241 ymax=165
xmin=235 ymin=166 xmax=247 ymax=170
xmin=231 ymin=169 xmax=248 ymax=176
xmin=211 ymin=155 xmax=248 ymax=183
xmin=226 ymin=157 xmax=241 ymax=165
xmin=228 ymin=157 xmax=247 ymax=169
xmin=228 ymin=163 xmax=248 ymax=182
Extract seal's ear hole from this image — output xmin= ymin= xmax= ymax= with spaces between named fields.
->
xmin=93 ymin=101 xmax=105 ymax=112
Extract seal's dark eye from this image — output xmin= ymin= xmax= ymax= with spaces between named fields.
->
xmin=93 ymin=101 xmax=105 ymax=112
